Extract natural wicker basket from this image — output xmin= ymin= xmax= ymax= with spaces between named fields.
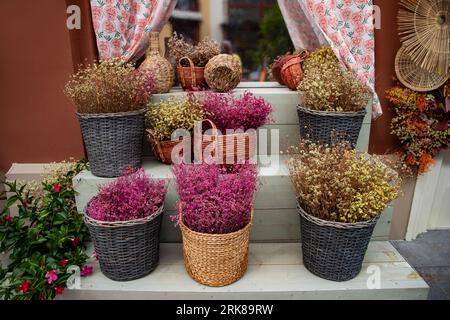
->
xmin=140 ymin=32 xmax=174 ymax=94
xmin=194 ymin=120 xmax=256 ymax=164
xmin=77 ymin=109 xmax=145 ymax=178
xmin=296 ymin=104 xmax=366 ymax=148
xmin=177 ymin=57 xmax=207 ymax=91
xmin=204 ymin=54 xmax=242 ymax=92
xmin=281 ymin=51 xmax=309 ymax=90
xmin=85 ymin=205 xmax=164 ymax=282
xmin=146 ymin=129 xmax=184 ymax=165
xmin=297 ymin=204 xmax=379 ymax=282
xmin=180 ymin=207 xmax=253 ymax=287
xmin=271 ymin=53 xmax=293 ymax=85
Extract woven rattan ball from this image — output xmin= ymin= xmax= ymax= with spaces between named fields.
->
xmin=204 ymin=54 xmax=242 ymax=92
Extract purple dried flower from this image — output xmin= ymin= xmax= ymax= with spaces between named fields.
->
xmin=87 ymin=168 xmax=167 ymax=222
xmin=200 ymin=91 xmax=273 ymax=131
xmin=173 ymin=163 xmax=258 ymax=234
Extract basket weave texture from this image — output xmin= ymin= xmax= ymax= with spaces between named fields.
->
xmin=146 ymin=129 xmax=184 ymax=165
xmin=85 ymin=205 xmax=164 ymax=281
xmin=180 ymin=209 xmax=253 ymax=287
xmin=77 ymin=109 xmax=145 ymax=178
xmin=297 ymin=204 xmax=378 ymax=282
xmin=204 ymin=54 xmax=242 ymax=92
xmin=194 ymin=120 xmax=256 ymax=164
xmin=281 ymin=51 xmax=309 ymax=90
xmin=177 ymin=57 xmax=207 ymax=90
xmin=296 ymin=105 xmax=366 ymax=147
xmin=140 ymin=32 xmax=174 ymax=93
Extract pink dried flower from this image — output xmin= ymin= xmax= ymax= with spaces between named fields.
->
xmin=173 ymin=163 xmax=258 ymax=234
xmin=87 ymin=168 xmax=167 ymax=222
xmin=200 ymin=91 xmax=273 ymax=131
xmin=80 ymin=265 xmax=93 ymax=277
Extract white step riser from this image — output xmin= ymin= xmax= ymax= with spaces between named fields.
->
xmin=73 ymin=158 xmax=393 ymax=242
xmin=149 ymin=88 xmax=372 ymax=156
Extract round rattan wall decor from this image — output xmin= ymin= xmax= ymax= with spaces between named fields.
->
xmin=395 ymin=45 xmax=450 ymax=92
xmin=398 ymin=0 xmax=450 ymax=76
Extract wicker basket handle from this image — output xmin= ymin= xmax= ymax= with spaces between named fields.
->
xmin=193 ymin=119 xmax=219 ymax=162
xmin=179 ymin=56 xmax=196 ymax=87
xmin=281 ymin=50 xmax=310 ymax=71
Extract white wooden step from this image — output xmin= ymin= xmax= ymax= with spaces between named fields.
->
xmin=149 ymin=84 xmax=373 ymax=155
xmin=73 ymin=156 xmax=393 ymax=242
xmin=61 ymin=241 xmax=428 ymax=300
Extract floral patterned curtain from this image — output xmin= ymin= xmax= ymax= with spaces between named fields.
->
xmin=277 ymin=0 xmax=382 ymax=118
xmin=90 ymin=0 xmax=177 ymax=62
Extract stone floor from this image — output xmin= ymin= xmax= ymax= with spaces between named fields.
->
xmin=392 ymin=230 xmax=450 ymax=300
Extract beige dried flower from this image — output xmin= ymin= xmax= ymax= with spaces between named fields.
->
xmin=288 ymin=141 xmax=402 ymax=223
xmin=167 ymin=32 xmax=220 ymax=67
xmin=298 ymin=47 xmax=371 ymax=112
xmin=145 ymin=96 xmax=206 ymax=141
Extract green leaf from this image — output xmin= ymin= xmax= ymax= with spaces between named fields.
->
xmin=4 ymin=195 xmax=19 ymax=209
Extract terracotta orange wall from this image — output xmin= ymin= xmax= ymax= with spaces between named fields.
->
xmin=0 ymin=0 xmax=96 ymax=172
xmin=369 ymin=0 xmax=402 ymax=154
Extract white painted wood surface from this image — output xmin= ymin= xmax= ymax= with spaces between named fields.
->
xmin=73 ymin=157 xmax=393 ymax=242
xmin=61 ymin=242 xmax=428 ymax=300
xmin=406 ymin=152 xmax=450 ymax=240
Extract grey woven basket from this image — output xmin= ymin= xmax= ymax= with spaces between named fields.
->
xmin=297 ymin=204 xmax=379 ymax=282
xmin=84 ymin=205 xmax=164 ymax=281
xmin=77 ymin=109 xmax=145 ymax=177
xmin=296 ymin=105 xmax=366 ymax=148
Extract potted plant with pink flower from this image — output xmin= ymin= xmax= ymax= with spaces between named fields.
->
xmin=173 ymin=163 xmax=258 ymax=287
xmin=196 ymin=91 xmax=273 ymax=164
xmin=85 ymin=168 xmax=167 ymax=281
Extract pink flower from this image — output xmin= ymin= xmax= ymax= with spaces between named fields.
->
xmin=91 ymin=7 xmax=103 ymax=20
xmin=54 ymin=286 xmax=65 ymax=295
xmin=319 ymin=16 xmax=328 ymax=29
xmin=81 ymin=265 xmax=93 ymax=277
xmin=86 ymin=169 xmax=166 ymax=222
xmin=98 ymin=41 xmax=109 ymax=55
xmin=45 ymin=270 xmax=59 ymax=284
xmin=52 ymin=184 xmax=61 ymax=193
xmin=361 ymin=54 xmax=373 ymax=65
xmin=111 ymin=38 xmax=122 ymax=49
xmin=365 ymin=39 xmax=375 ymax=50
xmin=105 ymin=6 xmax=117 ymax=19
xmin=18 ymin=281 xmax=31 ymax=293
xmin=355 ymin=24 xmax=366 ymax=36
xmin=341 ymin=8 xmax=353 ymax=21
xmin=314 ymin=3 xmax=326 ymax=17
xmin=343 ymin=0 xmax=353 ymax=5
xmin=103 ymin=20 xmax=116 ymax=34
xmin=4 ymin=216 xmax=12 ymax=223
xmin=59 ymin=259 xmax=69 ymax=268
xmin=352 ymin=12 xmax=364 ymax=25
xmin=351 ymin=36 xmax=362 ymax=47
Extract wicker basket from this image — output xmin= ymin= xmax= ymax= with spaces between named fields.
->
xmin=204 ymin=54 xmax=242 ymax=92
xmin=177 ymin=57 xmax=207 ymax=91
xmin=85 ymin=205 xmax=164 ymax=281
xmin=281 ymin=51 xmax=309 ymax=90
xmin=146 ymin=129 xmax=185 ymax=165
xmin=140 ymin=32 xmax=174 ymax=93
xmin=77 ymin=109 xmax=145 ymax=177
xmin=180 ymin=207 xmax=253 ymax=287
xmin=271 ymin=53 xmax=293 ymax=85
xmin=296 ymin=105 xmax=366 ymax=147
xmin=194 ymin=120 xmax=256 ymax=164
xmin=297 ymin=204 xmax=378 ymax=282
